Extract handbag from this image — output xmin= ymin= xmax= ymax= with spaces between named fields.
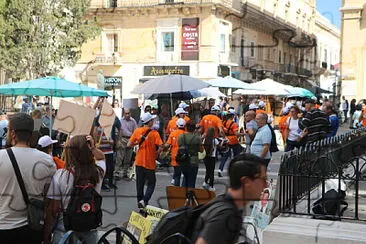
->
xmin=7 ymin=148 xmax=45 ymax=231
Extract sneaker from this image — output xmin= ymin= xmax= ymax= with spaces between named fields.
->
xmin=171 ymin=178 xmax=175 ymax=185
xmin=137 ymin=200 xmax=145 ymax=209
xmin=218 ymin=170 xmax=223 ymax=178
xmin=208 ymin=187 xmax=216 ymax=191
xmin=101 ymin=184 xmax=111 ymax=191
xmin=202 ymin=182 xmax=208 ymax=189
xmin=109 ymin=183 xmax=118 ymax=189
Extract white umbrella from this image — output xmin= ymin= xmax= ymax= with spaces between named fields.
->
xmin=206 ymin=76 xmax=262 ymax=90
xmin=190 ymin=87 xmax=226 ymax=98
xmin=132 ymin=75 xmax=209 ymax=94
xmin=244 ymin=78 xmax=293 ymax=96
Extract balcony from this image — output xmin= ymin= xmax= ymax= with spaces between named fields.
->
xmin=90 ymin=0 xmax=241 ymax=12
xmin=298 ymin=68 xmax=312 ymax=77
xmin=94 ymin=52 xmax=122 ymax=65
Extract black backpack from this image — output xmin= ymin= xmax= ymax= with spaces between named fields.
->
xmin=176 ymin=134 xmax=194 ymax=166
xmin=268 ymin=124 xmax=279 ymax=153
xmin=312 ymin=189 xmax=348 ymax=217
xmin=146 ymin=198 xmax=231 ymax=244
xmin=63 ymin=183 xmax=103 ymax=232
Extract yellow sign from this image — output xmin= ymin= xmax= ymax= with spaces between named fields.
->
xmin=124 ymin=211 xmax=152 ymax=244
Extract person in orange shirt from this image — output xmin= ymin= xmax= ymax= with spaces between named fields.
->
xmin=256 ymin=101 xmax=267 ymax=115
xmin=127 ymin=113 xmax=163 ymax=208
xmin=199 ymin=105 xmax=224 ymax=138
xmin=165 ymin=118 xmax=186 ymax=186
xmin=165 ymin=108 xmax=190 ymax=138
xmin=278 ymin=107 xmax=290 ymax=142
xmin=362 ymin=102 xmax=366 ymax=127
xmin=37 ymin=135 xmax=65 ymax=169
xmin=218 ymin=109 xmax=243 ymax=177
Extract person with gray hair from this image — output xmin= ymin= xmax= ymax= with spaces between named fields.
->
xmin=250 ymin=113 xmax=272 ymax=167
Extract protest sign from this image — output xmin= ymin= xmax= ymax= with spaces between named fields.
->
xmin=53 ymin=100 xmax=95 ymax=136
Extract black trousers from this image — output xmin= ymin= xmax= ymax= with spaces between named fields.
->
xmin=0 ymin=225 xmax=43 ymax=244
xmin=204 ymin=156 xmax=216 ymax=187
xmin=104 ymin=153 xmax=115 ymax=185
xmin=136 ymin=166 xmax=156 ymax=205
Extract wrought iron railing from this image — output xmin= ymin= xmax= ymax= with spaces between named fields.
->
xmin=279 ymin=127 xmax=366 ymax=221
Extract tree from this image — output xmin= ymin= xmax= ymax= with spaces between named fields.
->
xmin=0 ymin=0 xmax=100 ymax=80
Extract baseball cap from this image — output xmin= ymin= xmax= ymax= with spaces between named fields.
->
xmin=282 ymin=107 xmax=289 ymax=114
xmin=38 ymin=136 xmax=58 ymax=148
xmin=258 ymin=101 xmax=265 ymax=108
xmin=176 ymin=118 xmax=186 ymax=128
xmin=211 ymin=105 xmax=220 ymax=111
xmin=178 ymin=102 xmax=189 ymax=109
xmin=175 ymin=108 xmax=188 ymax=115
xmin=141 ymin=112 xmax=156 ymax=123
xmin=249 ymin=104 xmax=258 ymax=110
xmin=228 ymin=109 xmax=236 ymax=115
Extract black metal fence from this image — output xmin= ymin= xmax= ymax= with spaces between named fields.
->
xmin=279 ymin=127 xmax=366 ymax=220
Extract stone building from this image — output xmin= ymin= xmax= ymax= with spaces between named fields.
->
xmin=65 ymin=0 xmax=328 ymax=101
xmin=340 ymin=0 xmax=366 ymax=101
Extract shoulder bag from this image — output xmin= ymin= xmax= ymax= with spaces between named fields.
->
xmin=7 ymin=148 xmax=45 ymax=231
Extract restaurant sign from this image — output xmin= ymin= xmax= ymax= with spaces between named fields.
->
xmin=144 ymin=66 xmax=190 ymax=76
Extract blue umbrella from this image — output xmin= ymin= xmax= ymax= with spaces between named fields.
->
xmin=0 ymin=76 xmax=108 ymax=97
xmin=0 ymin=76 xmax=108 ymax=136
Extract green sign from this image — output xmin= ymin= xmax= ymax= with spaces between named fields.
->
xmin=104 ymin=76 xmax=122 ymax=86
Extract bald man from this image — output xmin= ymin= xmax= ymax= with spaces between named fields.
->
xmin=115 ymin=108 xmax=138 ymax=179
xmin=243 ymin=110 xmax=258 ymax=153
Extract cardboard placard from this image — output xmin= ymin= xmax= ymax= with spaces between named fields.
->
xmin=53 ymin=100 xmax=95 ymax=136
xmin=98 ymin=100 xmax=116 ymax=139
xmin=166 ymin=186 xmax=216 ymax=211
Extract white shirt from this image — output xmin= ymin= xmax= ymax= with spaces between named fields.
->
xmin=250 ymin=124 xmax=272 ymax=159
xmin=0 ymin=147 xmax=56 ymax=229
xmin=47 ymin=160 xmax=106 ymax=209
xmin=286 ymin=117 xmax=301 ymax=141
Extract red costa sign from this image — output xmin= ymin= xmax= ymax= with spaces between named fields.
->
xmin=181 ymin=18 xmax=199 ymax=60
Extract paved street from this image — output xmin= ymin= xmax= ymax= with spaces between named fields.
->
xmin=100 ymin=123 xmax=351 ymax=231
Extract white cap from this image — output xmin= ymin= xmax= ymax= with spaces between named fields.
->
xmin=258 ymin=101 xmax=265 ymax=108
xmin=286 ymin=101 xmax=294 ymax=108
xmin=38 ymin=136 xmax=57 ymax=148
xmin=175 ymin=108 xmax=188 ymax=115
xmin=211 ymin=105 xmax=220 ymax=111
xmin=282 ymin=107 xmax=289 ymax=114
xmin=228 ymin=108 xmax=236 ymax=115
xmin=176 ymin=118 xmax=186 ymax=128
xmin=249 ymin=104 xmax=258 ymax=110
xmin=141 ymin=112 xmax=156 ymax=123
xmin=178 ymin=102 xmax=189 ymax=109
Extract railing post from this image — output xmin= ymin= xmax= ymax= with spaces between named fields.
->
xmin=355 ymin=158 xmax=360 ymax=220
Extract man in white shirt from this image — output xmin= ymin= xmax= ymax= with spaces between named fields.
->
xmin=0 ymin=113 xmax=56 ymax=243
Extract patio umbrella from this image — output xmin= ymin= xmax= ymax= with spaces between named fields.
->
xmin=285 ymin=87 xmax=315 ymax=98
xmin=132 ymin=75 xmax=210 ymax=115
xmin=246 ymin=78 xmax=293 ymax=95
xmin=132 ymin=75 xmax=209 ymax=94
xmin=0 ymin=76 xmax=108 ymax=135
xmin=206 ymin=76 xmax=261 ymax=90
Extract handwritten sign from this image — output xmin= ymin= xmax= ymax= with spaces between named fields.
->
xmin=98 ymin=100 xmax=116 ymax=139
xmin=53 ymin=100 xmax=95 ymax=136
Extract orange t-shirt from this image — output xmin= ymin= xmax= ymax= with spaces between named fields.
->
xmin=199 ymin=114 xmax=223 ymax=138
xmin=279 ymin=115 xmax=290 ymax=133
xmin=165 ymin=116 xmax=190 ymax=134
xmin=362 ymin=108 xmax=366 ymax=126
xmin=129 ymin=127 xmax=163 ymax=170
xmin=256 ymin=109 xmax=267 ymax=115
xmin=223 ymin=119 xmax=239 ymax=145
xmin=166 ymin=129 xmax=185 ymax=167
xmin=53 ymin=156 xmax=65 ymax=169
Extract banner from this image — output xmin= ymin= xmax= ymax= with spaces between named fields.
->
xmin=181 ymin=18 xmax=199 ymax=60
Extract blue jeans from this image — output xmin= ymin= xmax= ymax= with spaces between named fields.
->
xmin=180 ymin=165 xmax=199 ymax=188
xmin=219 ymin=144 xmax=243 ymax=171
xmin=173 ymin=166 xmax=182 ymax=186
xmin=136 ymin=166 xmax=156 ymax=205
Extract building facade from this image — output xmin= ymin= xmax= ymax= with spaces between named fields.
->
xmin=314 ymin=11 xmax=341 ymax=96
xmin=65 ymin=0 xmax=323 ymax=102
xmin=340 ymin=0 xmax=366 ymax=101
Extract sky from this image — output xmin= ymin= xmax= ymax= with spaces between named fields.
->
xmin=316 ymin=0 xmax=342 ymax=29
